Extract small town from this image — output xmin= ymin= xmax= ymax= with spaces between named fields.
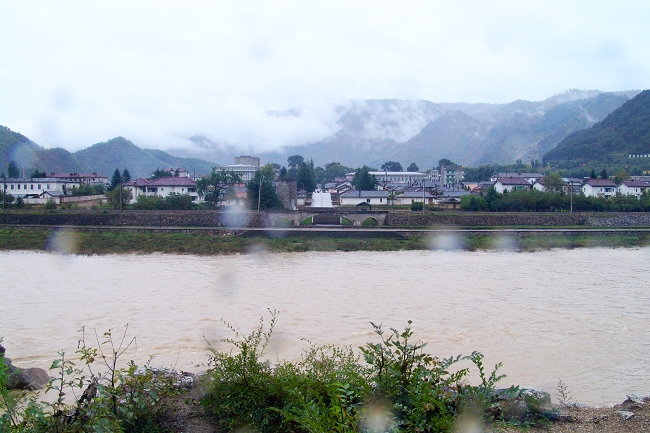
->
xmin=2 ymin=155 xmax=650 ymax=216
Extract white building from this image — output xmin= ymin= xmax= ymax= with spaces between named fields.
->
xmin=581 ymin=179 xmax=617 ymax=198
xmin=393 ymin=191 xmax=435 ymax=206
xmin=493 ymin=177 xmax=530 ymax=193
xmin=347 ymin=171 xmax=428 ymax=187
xmin=340 ymin=190 xmax=390 ymax=206
xmin=618 ymin=180 xmax=650 ymax=198
xmin=531 ymin=178 xmax=567 ymax=193
xmin=124 ymin=176 xmax=200 ymax=203
xmin=48 ymin=172 xmax=108 ymax=185
xmin=3 ymin=177 xmax=80 ymax=197
xmin=491 ymin=172 xmax=543 ymax=184
xmin=219 ymin=164 xmax=258 ymax=183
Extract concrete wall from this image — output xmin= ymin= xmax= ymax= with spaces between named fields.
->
xmin=0 ymin=210 xmax=263 ymax=228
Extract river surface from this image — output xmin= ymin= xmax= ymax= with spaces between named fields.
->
xmin=1 ymin=247 xmax=649 ymax=406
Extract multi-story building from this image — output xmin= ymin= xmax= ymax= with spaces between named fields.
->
xmin=440 ymin=165 xmax=465 ymax=186
xmin=3 ymin=177 xmax=80 ymax=197
xmin=47 ymin=172 xmax=108 ymax=185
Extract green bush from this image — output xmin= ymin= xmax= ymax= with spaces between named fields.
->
xmin=410 ymin=202 xmax=423 ymax=211
xmin=203 ymin=314 xmax=512 ymax=433
xmin=0 ymin=328 xmax=181 ymax=433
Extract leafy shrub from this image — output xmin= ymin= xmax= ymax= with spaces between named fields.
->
xmin=0 ymin=328 xmax=181 ymax=433
xmin=410 ymin=202 xmax=423 ymax=211
xmin=203 ymin=314 xmax=511 ymax=433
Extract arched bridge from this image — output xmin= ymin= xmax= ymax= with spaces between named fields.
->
xmin=266 ymin=210 xmax=389 ymax=227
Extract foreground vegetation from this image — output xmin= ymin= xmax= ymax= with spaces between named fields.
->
xmin=2 ymin=316 xmax=557 ymax=432
xmin=1 ymin=228 xmax=650 ymax=255
xmin=0 ymin=228 xmax=649 ymax=255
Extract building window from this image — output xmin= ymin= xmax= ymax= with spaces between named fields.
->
xmin=37 ymin=185 xmax=41 ymax=189
xmin=380 ymin=198 xmax=383 ymax=202
xmin=366 ymin=198 xmax=370 ymax=203
xmin=17 ymin=184 xmax=20 ymax=190
xmin=11 ymin=185 xmax=14 ymax=190
xmin=31 ymin=184 xmax=34 ymax=189
xmin=47 ymin=184 xmax=50 ymax=190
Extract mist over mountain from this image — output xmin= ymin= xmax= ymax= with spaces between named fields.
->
xmin=248 ymin=90 xmax=637 ymax=169
xmin=2 ymin=89 xmax=642 ymax=177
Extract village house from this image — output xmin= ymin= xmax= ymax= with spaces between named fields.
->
xmin=493 ymin=177 xmax=530 ymax=193
xmin=124 ymin=176 xmax=200 ymax=203
xmin=490 ymin=172 xmax=543 ymax=184
xmin=340 ymin=190 xmax=390 ymax=206
xmin=47 ymin=172 xmax=108 ymax=185
xmin=581 ymin=179 xmax=618 ymax=198
xmin=531 ymin=177 xmax=568 ymax=193
xmin=3 ymin=177 xmax=80 ymax=198
xmin=617 ymin=179 xmax=650 ymax=198
xmin=393 ymin=190 xmax=436 ymax=206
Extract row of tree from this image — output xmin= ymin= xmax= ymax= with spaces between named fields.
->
xmin=461 ymin=188 xmax=650 ymax=212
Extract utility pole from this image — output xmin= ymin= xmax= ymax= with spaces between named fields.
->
xmin=2 ymin=176 xmax=6 ymax=212
xmin=257 ymin=174 xmax=265 ymax=213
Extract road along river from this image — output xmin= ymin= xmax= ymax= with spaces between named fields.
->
xmin=1 ymin=247 xmax=649 ymax=406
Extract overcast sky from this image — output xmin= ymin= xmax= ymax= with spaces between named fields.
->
xmin=1 ymin=1 xmax=649 ymax=153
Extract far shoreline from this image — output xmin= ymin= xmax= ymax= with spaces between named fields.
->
xmin=1 ymin=226 xmax=649 ymax=255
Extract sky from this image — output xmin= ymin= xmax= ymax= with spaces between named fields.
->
xmin=1 ymin=1 xmax=649 ymax=155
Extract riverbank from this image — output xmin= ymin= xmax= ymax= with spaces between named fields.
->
xmin=1 ymin=227 xmax=649 ymax=254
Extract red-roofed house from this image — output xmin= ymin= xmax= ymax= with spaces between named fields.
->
xmin=124 ymin=176 xmax=200 ymax=203
xmin=618 ymin=180 xmax=650 ymax=198
xmin=581 ymin=179 xmax=617 ymax=198
xmin=493 ymin=177 xmax=530 ymax=193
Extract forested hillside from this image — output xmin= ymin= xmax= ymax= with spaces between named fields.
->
xmin=543 ymin=90 xmax=650 ymax=168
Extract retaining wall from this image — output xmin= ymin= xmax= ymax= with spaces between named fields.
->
xmin=1 ymin=210 xmax=649 ymax=228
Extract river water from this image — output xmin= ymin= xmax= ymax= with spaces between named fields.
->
xmin=1 ymin=247 xmax=649 ymax=406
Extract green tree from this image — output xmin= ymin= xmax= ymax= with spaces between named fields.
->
xmin=7 ymin=160 xmax=19 ymax=178
xmin=109 ymin=168 xmax=122 ymax=191
xmin=353 ymin=166 xmax=378 ymax=191
xmin=121 ymin=168 xmax=131 ymax=183
xmin=196 ymin=168 xmax=242 ymax=208
xmin=542 ymin=172 xmax=565 ymax=193
xmin=614 ymin=169 xmax=631 ymax=184
xmin=407 ymin=162 xmax=419 ymax=172
xmin=247 ymin=164 xmax=282 ymax=210
xmin=381 ymin=161 xmax=403 ymax=172
xmin=30 ymin=169 xmax=47 ymax=178
xmin=438 ymin=158 xmax=455 ymax=168
xmin=460 ymin=194 xmax=488 ymax=211
xmin=296 ymin=160 xmax=317 ymax=193
xmin=106 ymin=187 xmax=132 ymax=209
xmin=150 ymin=168 xmax=171 ymax=180
xmin=287 ymin=155 xmax=304 ymax=168
xmin=599 ymin=169 xmax=608 ymax=179
xmin=590 ymin=169 xmax=597 ymax=179
xmin=164 ymin=193 xmax=193 ymax=210
xmin=1 ymin=191 xmax=14 ymax=208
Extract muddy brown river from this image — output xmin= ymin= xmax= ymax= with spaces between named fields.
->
xmin=1 ymin=247 xmax=649 ymax=406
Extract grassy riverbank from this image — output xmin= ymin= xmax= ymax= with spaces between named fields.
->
xmin=1 ymin=228 xmax=649 ymax=255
